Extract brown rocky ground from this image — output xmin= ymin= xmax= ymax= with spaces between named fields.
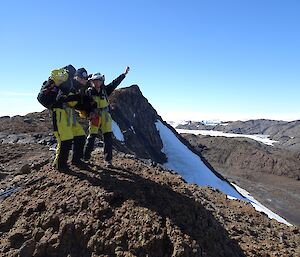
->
xmin=181 ymin=133 xmax=300 ymax=227
xmin=0 ymin=146 xmax=299 ymax=257
xmin=0 ymin=111 xmax=52 ymax=134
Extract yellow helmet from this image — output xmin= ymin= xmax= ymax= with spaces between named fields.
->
xmin=50 ymin=69 xmax=69 ymax=86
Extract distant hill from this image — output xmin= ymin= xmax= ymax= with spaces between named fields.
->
xmin=176 ymin=119 xmax=300 ymax=152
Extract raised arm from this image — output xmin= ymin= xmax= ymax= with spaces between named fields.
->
xmin=105 ymin=66 xmax=130 ymax=96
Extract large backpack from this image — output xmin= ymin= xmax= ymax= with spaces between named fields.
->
xmin=37 ymin=79 xmax=59 ymax=109
xmin=60 ymin=65 xmax=76 ymax=94
xmin=37 ymin=65 xmax=76 ymax=109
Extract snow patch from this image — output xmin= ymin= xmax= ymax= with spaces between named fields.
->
xmin=167 ymin=119 xmax=224 ymax=128
xmin=112 ymin=120 xmax=124 ymax=142
xmin=176 ymin=129 xmax=278 ymax=146
xmin=201 ymin=119 xmax=222 ymax=126
xmin=155 ymin=120 xmax=242 ymax=199
xmin=166 ymin=120 xmax=187 ymax=128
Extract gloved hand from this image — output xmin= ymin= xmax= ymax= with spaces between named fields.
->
xmin=124 ymin=66 xmax=130 ymax=75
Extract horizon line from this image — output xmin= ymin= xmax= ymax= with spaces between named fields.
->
xmin=0 ymin=109 xmax=299 ymax=123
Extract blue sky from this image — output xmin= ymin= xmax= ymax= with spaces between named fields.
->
xmin=0 ymin=0 xmax=299 ymax=121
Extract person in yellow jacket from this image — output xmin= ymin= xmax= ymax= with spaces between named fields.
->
xmin=83 ymin=67 xmax=130 ymax=166
xmin=52 ymin=67 xmax=95 ymax=171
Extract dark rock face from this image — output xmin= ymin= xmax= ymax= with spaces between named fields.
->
xmin=109 ymin=85 xmax=167 ymax=163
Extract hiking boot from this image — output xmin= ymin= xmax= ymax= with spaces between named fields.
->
xmin=71 ymin=159 xmax=89 ymax=169
xmin=56 ymin=164 xmax=71 ymax=173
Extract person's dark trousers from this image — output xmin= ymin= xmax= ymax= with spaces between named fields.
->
xmin=57 ymin=139 xmax=72 ymax=169
xmin=84 ymin=134 xmax=96 ymax=160
xmin=103 ymin=132 xmax=113 ymax=162
xmin=72 ymin=135 xmax=86 ymax=162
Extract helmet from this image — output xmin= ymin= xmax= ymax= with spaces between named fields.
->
xmin=75 ymin=68 xmax=89 ymax=79
xmin=89 ymin=72 xmax=105 ymax=81
xmin=50 ymin=69 xmax=69 ymax=86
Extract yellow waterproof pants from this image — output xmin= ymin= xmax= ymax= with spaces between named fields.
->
xmin=52 ymin=107 xmax=85 ymax=168
xmin=89 ymin=110 xmax=112 ymax=135
xmin=52 ymin=108 xmax=73 ymax=168
xmin=53 ymin=108 xmax=73 ymax=141
xmin=64 ymin=107 xmax=86 ymax=137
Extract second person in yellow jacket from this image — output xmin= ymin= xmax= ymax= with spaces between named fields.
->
xmin=83 ymin=67 xmax=130 ymax=166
